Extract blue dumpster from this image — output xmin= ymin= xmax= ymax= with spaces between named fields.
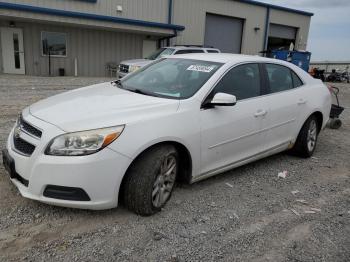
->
xmin=271 ymin=50 xmax=311 ymax=72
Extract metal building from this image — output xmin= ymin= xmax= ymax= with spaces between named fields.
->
xmin=0 ymin=0 xmax=313 ymax=77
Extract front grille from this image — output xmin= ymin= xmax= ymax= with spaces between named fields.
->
xmin=119 ymin=64 xmax=129 ymax=73
xmin=13 ymin=136 xmax=36 ymax=156
xmin=19 ymin=115 xmax=42 ymax=138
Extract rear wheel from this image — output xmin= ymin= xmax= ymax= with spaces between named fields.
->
xmin=122 ymin=145 xmax=178 ymax=216
xmin=291 ymin=115 xmax=319 ymax=158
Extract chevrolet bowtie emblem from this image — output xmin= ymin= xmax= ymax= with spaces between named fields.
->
xmin=14 ymin=126 xmax=21 ymax=138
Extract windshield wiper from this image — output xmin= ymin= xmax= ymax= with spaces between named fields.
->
xmin=112 ymin=81 xmax=160 ymax=97
xmin=126 ymin=88 xmax=161 ymax=97
xmin=112 ymin=79 xmax=124 ymax=89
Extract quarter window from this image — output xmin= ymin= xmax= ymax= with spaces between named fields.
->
xmin=291 ymin=71 xmax=303 ymax=88
xmin=41 ymin=32 xmax=67 ymax=57
xmin=213 ymin=64 xmax=261 ymax=100
xmin=265 ymin=64 xmax=293 ymax=93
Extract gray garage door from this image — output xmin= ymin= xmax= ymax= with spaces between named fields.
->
xmin=204 ymin=13 xmax=243 ymax=53
xmin=269 ymin=24 xmax=297 ymax=40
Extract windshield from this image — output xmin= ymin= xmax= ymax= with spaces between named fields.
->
xmin=121 ymin=58 xmax=222 ymax=99
xmin=146 ymin=48 xmax=175 ymax=60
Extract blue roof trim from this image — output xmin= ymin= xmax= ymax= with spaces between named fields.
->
xmin=0 ymin=2 xmax=185 ymax=31
xmin=77 ymin=0 xmax=97 ymax=3
xmin=237 ymin=0 xmax=314 ymax=17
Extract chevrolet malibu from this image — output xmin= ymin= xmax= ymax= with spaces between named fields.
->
xmin=2 ymin=54 xmax=331 ymax=215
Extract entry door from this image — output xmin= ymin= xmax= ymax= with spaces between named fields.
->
xmin=1 ymin=27 xmax=25 ymax=74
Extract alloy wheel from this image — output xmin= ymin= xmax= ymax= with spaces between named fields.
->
xmin=152 ymin=155 xmax=177 ymax=208
xmin=307 ymin=119 xmax=317 ymax=152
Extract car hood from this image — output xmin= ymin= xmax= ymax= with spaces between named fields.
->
xmin=120 ymin=59 xmax=153 ymax=67
xmin=29 ymin=82 xmax=179 ymax=132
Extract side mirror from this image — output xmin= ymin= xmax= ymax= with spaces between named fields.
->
xmin=210 ymin=92 xmax=237 ymax=107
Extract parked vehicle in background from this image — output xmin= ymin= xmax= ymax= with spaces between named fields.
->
xmin=326 ymin=68 xmax=349 ymax=83
xmin=341 ymin=66 xmax=350 ymax=83
xmin=310 ymin=67 xmax=326 ymax=82
xmin=117 ymin=45 xmax=220 ymax=78
xmin=326 ymin=69 xmax=342 ymax=82
xmin=3 ymin=54 xmax=331 ymax=216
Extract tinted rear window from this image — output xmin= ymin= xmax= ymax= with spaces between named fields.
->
xmin=265 ymin=64 xmax=293 ymax=93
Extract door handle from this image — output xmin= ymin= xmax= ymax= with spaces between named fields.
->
xmin=297 ymin=99 xmax=307 ymax=105
xmin=254 ymin=109 xmax=267 ymax=117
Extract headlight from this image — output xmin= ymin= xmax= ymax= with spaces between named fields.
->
xmin=45 ymin=126 xmax=124 ymax=156
xmin=129 ymin=65 xmax=141 ymax=73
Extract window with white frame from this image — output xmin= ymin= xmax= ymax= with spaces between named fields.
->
xmin=41 ymin=32 xmax=67 ymax=57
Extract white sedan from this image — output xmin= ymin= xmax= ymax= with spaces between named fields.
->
xmin=2 ymin=54 xmax=331 ymax=215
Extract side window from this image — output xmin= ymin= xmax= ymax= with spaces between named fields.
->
xmin=174 ymin=49 xmax=204 ymax=55
xmin=213 ymin=64 xmax=261 ymax=100
xmin=265 ymin=64 xmax=293 ymax=93
xmin=291 ymin=71 xmax=303 ymax=88
xmin=189 ymin=50 xmax=205 ymax=53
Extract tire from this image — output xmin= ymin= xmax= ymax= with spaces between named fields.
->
xmin=290 ymin=115 xmax=319 ymax=158
xmin=122 ymin=145 xmax=178 ymax=216
xmin=328 ymin=118 xmax=342 ymax=129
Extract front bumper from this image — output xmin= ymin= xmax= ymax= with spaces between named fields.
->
xmin=3 ymin=113 xmax=132 ymax=210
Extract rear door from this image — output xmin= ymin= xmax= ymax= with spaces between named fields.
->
xmin=262 ymin=63 xmax=300 ymax=149
xmin=200 ymin=63 xmax=269 ymax=175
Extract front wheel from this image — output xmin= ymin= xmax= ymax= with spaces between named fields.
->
xmin=122 ymin=145 xmax=178 ymax=216
xmin=290 ymin=116 xmax=319 ymax=158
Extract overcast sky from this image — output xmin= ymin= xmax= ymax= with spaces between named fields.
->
xmin=259 ymin=0 xmax=350 ymax=61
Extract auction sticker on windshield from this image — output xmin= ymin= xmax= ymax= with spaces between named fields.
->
xmin=187 ymin=65 xmax=216 ymax=73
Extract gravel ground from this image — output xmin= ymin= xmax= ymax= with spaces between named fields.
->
xmin=0 ymin=75 xmax=349 ymax=262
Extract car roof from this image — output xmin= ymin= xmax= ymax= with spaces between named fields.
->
xmin=166 ymin=53 xmax=314 ymax=83
xmin=167 ymin=53 xmax=290 ymax=64
xmin=167 ymin=46 xmax=219 ymax=51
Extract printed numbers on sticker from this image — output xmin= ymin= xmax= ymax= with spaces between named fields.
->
xmin=187 ymin=65 xmax=215 ymax=73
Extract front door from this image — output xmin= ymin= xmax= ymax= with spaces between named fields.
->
xmin=200 ymin=63 xmax=268 ymax=175
xmin=1 ymin=27 xmax=25 ymax=74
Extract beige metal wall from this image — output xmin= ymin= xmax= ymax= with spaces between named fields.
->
xmin=172 ymin=0 xmax=311 ymax=54
xmin=0 ymin=20 xmax=143 ymax=76
xmin=269 ymin=9 xmax=311 ymax=50
xmin=0 ymin=7 xmax=173 ymax=36
xmin=8 ymin=0 xmax=169 ymax=24
xmin=2 ymin=0 xmax=312 ymax=55
xmin=172 ymin=0 xmax=266 ymax=54
xmin=0 ymin=29 xmax=2 ymax=72
xmin=0 ymin=0 xmax=312 ymax=76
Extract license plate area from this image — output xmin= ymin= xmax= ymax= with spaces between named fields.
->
xmin=2 ymin=149 xmax=16 ymax=179
xmin=2 ymin=149 xmax=29 ymax=187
